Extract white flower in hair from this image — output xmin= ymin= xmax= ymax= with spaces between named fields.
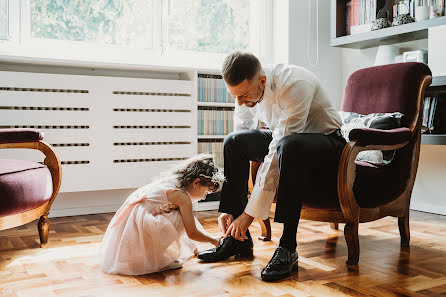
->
xmin=211 ymin=171 xmax=226 ymax=187
xmin=200 ymin=171 xmax=226 ymax=189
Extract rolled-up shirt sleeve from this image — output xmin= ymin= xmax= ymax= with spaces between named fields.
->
xmin=234 ymin=103 xmax=257 ymax=131
xmin=244 ymin=81 xmax=315 ymax=220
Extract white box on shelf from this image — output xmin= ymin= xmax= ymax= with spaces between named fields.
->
xmin=403 ymin=50 xmax=428 ymax=64
xmin=350 ymin=23 xmax=373 ymax=35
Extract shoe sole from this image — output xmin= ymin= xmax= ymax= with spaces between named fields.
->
xmin=199 ymin=249 xmax=254 ymax=263
xmin=261 ymin=259 xmax=299 ymax=282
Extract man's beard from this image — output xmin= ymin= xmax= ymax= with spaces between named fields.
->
xmin=245 ymin=85 xmax=265 ymax=107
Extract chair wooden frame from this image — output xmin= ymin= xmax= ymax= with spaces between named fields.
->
xmin=249 ymin=75 xmax=432 ymax=266
xmin=0 ymin=140 xmax=62 ymax=246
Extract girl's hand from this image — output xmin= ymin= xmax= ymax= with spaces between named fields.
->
xmin=193 ymin=248 xmax=200 ymax=256
xmin=211 ymin=237 xmax=221 ymax=247
xmin=218 ymin=213 xmax=233 ymax=234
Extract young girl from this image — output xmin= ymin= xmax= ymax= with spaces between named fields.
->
xmin=100 ymin=154 xmax=224 ymax=275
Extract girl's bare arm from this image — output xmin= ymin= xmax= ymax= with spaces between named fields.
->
xmin=167 ymin=190 xmax=219 ymax=246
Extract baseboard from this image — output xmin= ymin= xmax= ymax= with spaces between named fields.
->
xmin=49 ymin=204 xmax=122 ymax=218
xmin=50 ymin=201 xmax=443 ymax=217
xmin=49 ymin=201 xmax=220 ymax=218
xmin=193 ymin=201 xmax=220 ymax=211
xmin=410 ymin=202 xmax=446 ymax=216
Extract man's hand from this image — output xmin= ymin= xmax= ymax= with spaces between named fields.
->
xmin=225 ymin=212 xmax=254 ymax=241
xmin=218 ymin=213 xmax=233 ymax=234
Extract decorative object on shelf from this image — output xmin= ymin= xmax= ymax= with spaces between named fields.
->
xmin=372 ymin=8 xmax=391 ymax=30
xmin=392 ymin=13 xmax=415 ymax=25
xmin=403 ymin=50 xmax=428 ymax=63
xmin=392 ymin=2 xmax=415 ymax=26
xmin=430 ymin=0 xmax=445 ymax=18
xmin=415 ymin=0 xmax=430 ymax=21
xmin=374 ymin=45 xmax=399 ymax=65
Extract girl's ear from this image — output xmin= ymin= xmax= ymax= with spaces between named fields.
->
xmin=192 ymin=178 xmax=201 ymax=187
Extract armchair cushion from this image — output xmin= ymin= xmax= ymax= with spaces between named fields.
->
xmin=0 ymin=128 xmax=44 ymax=144
xmin=0 ymin=159 xmax=53 ymax=217
xmin=339 ymin=111 xmax=406 ymax=164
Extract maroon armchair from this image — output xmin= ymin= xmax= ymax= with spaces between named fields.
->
xmin=0 ymin=129 xmax=62 ymax=246
xmin=249 ymin=62 xmax=432 ymax=266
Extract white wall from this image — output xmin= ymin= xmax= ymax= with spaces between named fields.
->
xmin=271 ymin=0 xmax=342 ymax=109
xmin=288 ymin=0 xmax=343 ymax=109
xmin=412 ymin=145 xmax=446 ymax=215
xmin=428 ymin=25 xmax=446 ymax=77
xmin=272 ymin=0 xmax=289 ymax=64
xmin=340 ymin=39 xmax=428 ymax=99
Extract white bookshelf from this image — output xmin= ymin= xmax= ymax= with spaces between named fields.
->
xmin=197 ymin=135 xmax=226 ymax=140
xmin=197 ymin=102 xmax=234 ymax=108
xmin=195 ymin=71 xmax=235 ymax=211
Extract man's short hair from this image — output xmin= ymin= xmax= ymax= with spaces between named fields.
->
xmin=222 ymin=51 xmax=262 ymax=86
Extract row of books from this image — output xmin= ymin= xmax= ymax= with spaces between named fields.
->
xmin=197 ymin=140 xmax=224 ymax=168
xmin=198 ymin=74 xmax=235 ymax=103
xmin=422 ymin=96 xmax=438 ymax=133
xmin=346 ymin=0 xmax=377 ymax=35
xmin=197 ymin=107 xmax=234 ymax=135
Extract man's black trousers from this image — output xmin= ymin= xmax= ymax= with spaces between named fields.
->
xmin=218 ymin=129 xmax=346 ymax=251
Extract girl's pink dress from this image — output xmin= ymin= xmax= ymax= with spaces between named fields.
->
xmin=100 ymin=175 xmax=207 ymax=275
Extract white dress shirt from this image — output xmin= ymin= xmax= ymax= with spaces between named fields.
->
xmin=235 ymin=64 xmax=342 ymax=220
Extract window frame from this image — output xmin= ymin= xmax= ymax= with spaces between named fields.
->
xmin=0 ymin=0 xmax=272 ymax=69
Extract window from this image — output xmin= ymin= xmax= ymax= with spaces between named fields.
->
xmin=0 ymin=0 xmax=8 ymax=39
xmin=0 ymin=0 xmax=271 ymax=67
xmin=30 ymin=0 xmax=154 ymax=48
xmin=167 ymin=0 xmax=250 ymax=54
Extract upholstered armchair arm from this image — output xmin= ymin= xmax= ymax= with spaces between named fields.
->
xmin=0 ymin=129 xmax=62 ymax=210
xmin=0 ymin=128 xmax=44 ymax=144
xmin=337 ymin=135 xmax=412 ymax=229
xmin=349 ymin=127 xmax=412 ymax=147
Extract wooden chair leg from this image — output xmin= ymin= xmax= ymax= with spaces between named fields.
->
xmin=258 ymin=218 xmax=272 ymax=241
xmin=344 ymin=223 xmax=359 ymax=266
xmin=330 ymin=222 xmax=339 ymax=230
xmin=38 ymin=213 xmax=50 ymax=246
xmin=398 ymin=213 xmax=410 ymax=247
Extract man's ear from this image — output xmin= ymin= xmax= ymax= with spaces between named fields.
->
xmin=259 ymin=74 xmax=266 ymax=87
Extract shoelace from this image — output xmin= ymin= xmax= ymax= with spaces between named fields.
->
xmin=268 ymin=248 xmax=288 ymax=266
xmin=213 ymin=237 xmax=228 ymax=252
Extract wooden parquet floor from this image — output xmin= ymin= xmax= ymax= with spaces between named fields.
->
xmin=1 ymin=210 xmax=446 ymax=297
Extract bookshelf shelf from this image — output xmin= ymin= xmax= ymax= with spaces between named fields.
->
xmin=330 ymin=0 xmax=446 ymax=49
xmin=421 ymin=134 xmax=446 ymax=145
xmin=422 ymin=79 xmax=446 ymax=146
xmin=331 ymin=16 xmax=446 ymax=49
xmin=197 ymin=135 xmax=226 ymax=139
xmin=197 ymin=102 xmax=234 ymax=107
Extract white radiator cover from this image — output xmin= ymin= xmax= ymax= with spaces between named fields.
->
xmin=0 ymin=70 xmax=197 ymax=193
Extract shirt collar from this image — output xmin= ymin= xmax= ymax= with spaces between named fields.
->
xmin=262 ymin=65 xmax=273 ymax=103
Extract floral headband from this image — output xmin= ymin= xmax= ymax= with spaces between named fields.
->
xmin=200 ymin=171 xmax=226 ymax=191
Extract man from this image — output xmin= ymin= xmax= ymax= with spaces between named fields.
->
xmin=197 ymin=51 xmax=345 ymax=282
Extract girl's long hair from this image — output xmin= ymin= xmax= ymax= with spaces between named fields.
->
xmin=171 ymin=154 xmax=221 ymax=192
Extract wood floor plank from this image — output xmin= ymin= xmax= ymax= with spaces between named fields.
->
xmin=1 ymin=210 xmax=446 ymax=296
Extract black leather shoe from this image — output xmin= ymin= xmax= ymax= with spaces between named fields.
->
xmin=197 ymin=235 xmax=253 ymax=262
xmin=261 ymin=246 xmax=298 ymax=282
